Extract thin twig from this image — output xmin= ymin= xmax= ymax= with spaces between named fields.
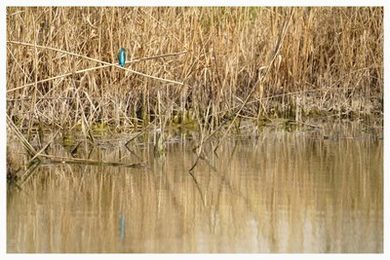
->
xmin=7 ymin=50 xmax=188 ymax=93
xmin=27 ymin=130 xmax=60 ymax=164
xmin=7 ymin=40 xmax=185 ymax=92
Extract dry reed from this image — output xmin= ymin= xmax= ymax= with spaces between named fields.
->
xmin=6 ymin=7 xmax=383 ymax=137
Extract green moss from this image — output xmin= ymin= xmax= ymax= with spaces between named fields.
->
xmin=91 ymin=122 xmax=110 ymax=134
xmin=170 ymin=110 xmax=198 ymax=130
xmin=62 ymin=131 xmax=75 ymax=148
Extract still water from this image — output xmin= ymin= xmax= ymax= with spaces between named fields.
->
xmin=7 ymin=128 xmax=383 ymax=253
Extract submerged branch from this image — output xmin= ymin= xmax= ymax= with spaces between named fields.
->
xmin=39 ymin=154 xmax=146 ymax=168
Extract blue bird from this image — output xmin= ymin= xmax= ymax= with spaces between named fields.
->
xmin=118 ymin=48 xmax=126 ymax=67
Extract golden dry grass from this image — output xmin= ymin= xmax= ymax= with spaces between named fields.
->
xmin=6 ymin=7 xmax=383 ymax=134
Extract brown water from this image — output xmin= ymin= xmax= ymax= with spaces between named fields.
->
xmin=7 ymin=129 xmax=383 ymax=253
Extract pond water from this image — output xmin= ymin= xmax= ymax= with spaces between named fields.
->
xmin=7 ymin=126 xmax=383 ymax=253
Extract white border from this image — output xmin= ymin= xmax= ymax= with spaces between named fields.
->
xmin=0 ymin=0 xmax=387 ymax=7
xmin=1 ymin=1 xmax=388 ymax=259
xmin=383 ymin=0 xmax=388 ymax=257
xmin=0 ymin=1 xmax=5 ymax=258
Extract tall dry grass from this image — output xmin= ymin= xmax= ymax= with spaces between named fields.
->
xmin=6 ymin=7 xmax=383 ymax=135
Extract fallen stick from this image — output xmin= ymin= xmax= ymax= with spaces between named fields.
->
xmin=39 ymin=154 xmax=146 ymax=168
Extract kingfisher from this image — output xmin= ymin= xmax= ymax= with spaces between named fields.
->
xmin=118 ymin=48 xmax=126 ymax=67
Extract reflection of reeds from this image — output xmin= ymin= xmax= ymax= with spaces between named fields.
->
xmin=6 ymin=7 xmax=383 ymax=135
xmin=7 ymin=115 xmax=146 ymax=188
xmin=7 ymin=130 xmax=383 ymax=252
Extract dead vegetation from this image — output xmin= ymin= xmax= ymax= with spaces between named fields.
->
xmin=6 ymin=7 xmax=383 ymax=177
xmin=6 ymin=7 xmax=383 ymax=133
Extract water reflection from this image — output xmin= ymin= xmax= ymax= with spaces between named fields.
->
xmin=7 ymin=130 xmax=383 ymax=252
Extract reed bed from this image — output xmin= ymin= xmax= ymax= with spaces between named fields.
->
xmin=6 ymin=7 xmax=383 ymax=136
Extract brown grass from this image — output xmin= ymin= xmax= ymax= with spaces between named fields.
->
xmin=6 ymin=7 xmax=383 ymax=136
